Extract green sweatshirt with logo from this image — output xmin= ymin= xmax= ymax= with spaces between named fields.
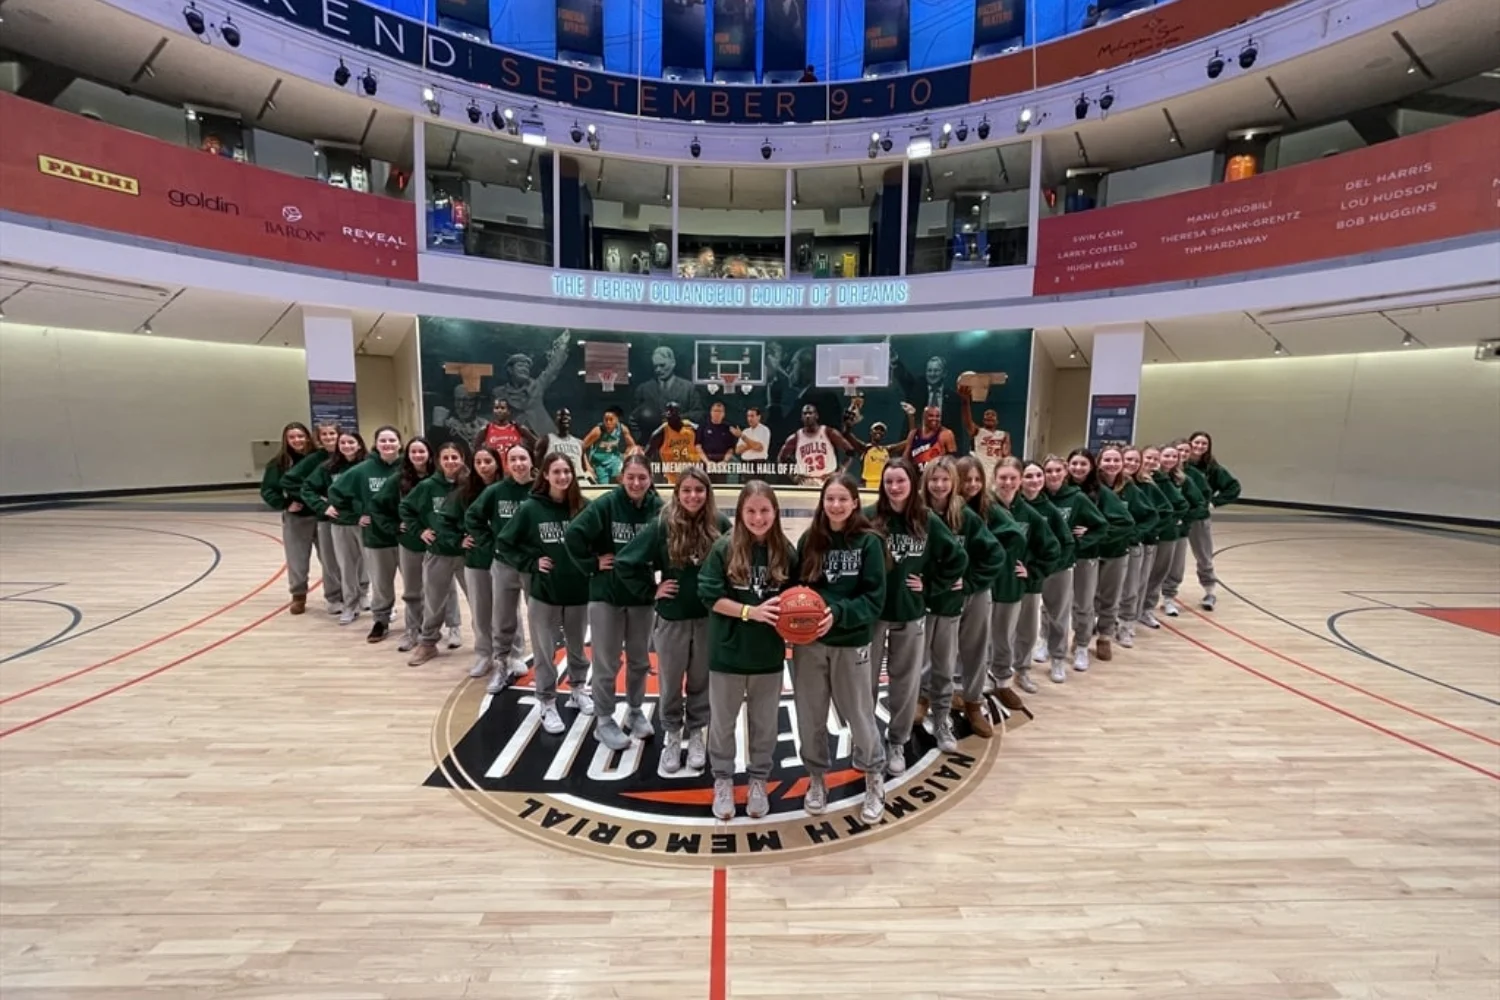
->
xmin=397 ymin=477 xmax=433 ymax=553
xmin=1025 ymin=490 xmax=1076 ymax=576
xmin=277 ymin=448 xmax=334 ymax=518
xmin=1189 ymin=458 xmax=1242 ymax=508
xmin=615 ymin=512 xmax=733 ymax=620
xmin=301 ymin=459 xmax=361 ymax=526
xmin=1046 ymin=482 xmax=1110 ymax=561
xmin=862 ymin=505 xmax=966 ymax=623
xmin=981 ymin=501 xmax=1032 ymax=605
xmin=464 ymin=478 xmax=535 ymax=570
xmin=1180 ymin=465 xmax=1212 ymax=522
xmin=1091 ymin=485 xmax=1136 ymax=560
xmin=1151 ymin=472 xmax=1190 ymax=542
xmin=328 ymin=454 xmax=403 ymax=548
xmin=697 ymin=535 xmax=798 ymax=675
xmin=441 ymin=481 xmax=497 ymax=570
xmin=1139 ymin=478 xmax=1173 ymax=545
xmin=1002 ymin=493 xmax=1062 ymax=596
xmin=398 ymin=473 xmax=465 ymax=557
xmin=564 ymin=486 xmax=665 ymax=607
xmin=496 ymin=494 xmax=590 ymax=606
xmin=1118 ymin=479 xmax=1160 ymax=548
xmin=927 ymin=506 xmax=1005 ymax=617
xmin=794 ymin=529 xmax=887 ymax=648
xmin=259 ymin=452 xmax=317 ymax=515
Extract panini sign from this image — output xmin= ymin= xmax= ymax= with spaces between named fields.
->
xmin=37 ymin=155 xmax=139 ymax=196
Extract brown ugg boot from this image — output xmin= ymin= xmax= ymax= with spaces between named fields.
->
xmin=951 ymin=693 xmax=964 ymax=712
xmin=963 ymin=701 xmax=993 ymax=739
xmin=407 ymin=644 xmax=439 ymax=667
xmin=290 ymin=595 xmax=307 ymax=615
xmin=1096 ymin=637 xmax=1113 ymax=661
xmin=914 ymin=695 xmax=930 ymax=725
xmin=998 ymin=687 xmax=1026 ymax=712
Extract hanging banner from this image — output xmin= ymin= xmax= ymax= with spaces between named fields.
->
xmin=763 ymin=0 xmax=807 ymax=72
xmin=1034 ymin=111 xmax=1500 ymax=295
xmin=973 ymin=0 xmax=1024 ymax=55
xmin=1087 ymin=395 xmax=1136 ymax=452
xmin=556 ymin=0 xmax=604 ymax=59
xmin=713 ymin=0 xmax=757 ymax=73
xmin=863 ymin=0 xmax=909 ymax=69
xmin=663 ymin=0 xmax=708 ymax=72
xmin=309 ymin=380 xmax=361 ymax=435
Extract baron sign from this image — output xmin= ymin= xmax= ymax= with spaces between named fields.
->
xmin=550 ymin=273 xmax=912 ymax=311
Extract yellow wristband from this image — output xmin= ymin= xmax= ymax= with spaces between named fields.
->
xmin=740 ymin=603 xmax=750 ymax=621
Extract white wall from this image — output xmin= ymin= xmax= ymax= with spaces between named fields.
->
xmin=0 ymin=322 xmax=309 ymax=497
xmin=1103 ymin=150 xmax=1217 ymax=207
xmin=1137 ymin=348 xmax=1500 ymax=521
xmin=1026 ymin=339 xmax=1055 ymax=459
xmin=355 ymin=355 xmax=398 ymax=436
xmin=1045 ymin=368 xmax=1090 ymax=456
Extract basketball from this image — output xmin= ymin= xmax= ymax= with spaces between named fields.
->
xmin=776 ymin=586 xmax=827 ymax=646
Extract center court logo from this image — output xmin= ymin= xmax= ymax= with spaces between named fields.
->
xmin=428 ymin=654 xmax=1023 ymax=867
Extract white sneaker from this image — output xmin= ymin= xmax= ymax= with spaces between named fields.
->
xmin=507 ymin=654 xmax=530 ymax=678
xmin=746 ymin=778 xmax=770 ymax=819
xmin=1201 ymin=592 xmax=1217 ymax=611
xmin=467 ymin=656 xmax=491 ymax=679
xmin=712 ymin=778 xmax=735 ymax=821
xmin=1163 ymin=599 xmax=1181 ymax=618
xmin=660 ymin=730 xmax=683 ymax=774
xmin=933 ymin=715 xmax=958 ymax=753
xmin=567 ymin=689 xmax=595 ymax=716
xmin=860 ymin=772 xmax=885 ymax=823
xmin=595 ymin=717 xmax=631 ymax=751
xmin=397 ymin=631 xmax=418 ymax=652
xmin=485 ymin=670 xmax=510 ymax=695
xmin=885 ymin=741 xmax=906 ymax=777
xmin=1049 ymin=660 xmax=1067 ymax=684
xmin=1016 ymin=671 xmax=1038 ymax=694
xmin=804 ymin=774 xmax=827 ymax=815
xmin=538 ymin=701 xmax=565 ymax=735
xmin=445 ymin=625 xmax=463 ymax=649
xmin=1073 ymin=648 xmax=1090 ymax=672
xmin=1140 ymin=610 xmax=1161 ymax=630
xmin=624 ymin=707 xmax=654 ymax=740
xmin=338 ymin=608 xmax=357 ymax=626
xmin=686 ymin=728 xmax=707 ymax=770
xmin=326 ymin=602 xmax=343 ymax=616
xmin=1032 ymin=640 xmax=1049 ymax=664
xmin=1118 ymin=625 xmax=1135 ymax=649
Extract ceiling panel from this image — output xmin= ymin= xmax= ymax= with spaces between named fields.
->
xmin=0 ymin=0 xmax=164 ymax=83
xmin=150 ymin=287 xmax=292 ymax=343
xmin=1150 ymin=311 xmax=1278 ymax=362
xmin=1 ymin=284 xmax=158 ymax=333
xmin=1384 ymin=299 xmax=1500 ymax=347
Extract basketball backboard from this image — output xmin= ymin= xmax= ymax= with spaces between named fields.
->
xmin=814 ymin=342 xmax=890 ymax=389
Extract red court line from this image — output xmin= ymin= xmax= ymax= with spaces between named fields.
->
xmin=710 ymin=867 xmax=727 ymax=1000
xmin=0 ymin=591 xmax=308 ymax=739
xmin=1186 ymin=609 xmax=1500 ymax=748
xmin=1164 ymin=624 xmax=1500 ymax=782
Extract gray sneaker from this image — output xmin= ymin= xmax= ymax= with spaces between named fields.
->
xmin=885 ymin=741 xmax=907 ymax=777
xmin=1049 ymin=660 xmax=1067 ymax=684
xmin=397 ymin=631 xmax=418 ymax=652
xmin=1140 ymin=610 xmax=1161 ymax=629
xmin=1201 ymin=592 xmax=1217 ymax=611
xmin=685 ymin=728 xmax=707 ymax=770
xmin=595 ymin=716 xmax=631 ymax=751
xmin=338 ymin=607 xmax=357 ymax=626
xmin=445 ymin=625 xmax=463 ymax=649
xmin=860 ymin=772 xmax=886 ymax=823
xmin=659 ymin=730 xmax=683 ymax=774
xmin=467 ymin=656 xmax=491 ymax=679
xmin=485 ymin=669 xmax=510 ymax=695
xmin=933 ymin=714 xmax=958 ymax=753
xmin=1016 ymin=670 xmax=1039 ymax=694
xmin=1163 ymin=599 xmax=1181 ymax=618
xmin=712 ymin=778 xmax=735 ymax=821
xmin=538 ymin=700 xmax=565 ymax=735
xmin=567 ymin=688 xmax=596 ymax=716
xmin=804 ymin=773 xmax=827 ymax=815
xmin=746 ymin=778 xmax=770 ymax=819
xmin=624 ymin=707 xmax=654 ymax=740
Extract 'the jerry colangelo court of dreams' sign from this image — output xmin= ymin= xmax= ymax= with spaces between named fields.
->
xmin=551 ymin=273 xmax=912 ymax=310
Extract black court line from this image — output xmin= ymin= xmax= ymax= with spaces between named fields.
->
xmin=0 ymin=583 xmax=65 ymax=600
xmin=1213 ymin=535 xmax=1499 ymax=708
xmin=0 ymin=597 xmax=84 ymax=653
xmin=1325 ymin=606 xmax=1500 ymax=707
xmin=0 ymin=525 xmax=221 ymax=664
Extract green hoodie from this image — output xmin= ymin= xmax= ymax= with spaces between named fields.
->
xmin=1118 ymin=479 xmax=1160 ymax=548
xmin=301 ymin=457 xmax=361 ymax=526
xmin=1001 ymin=493 xmax=1061 ymax=596
xmin=981 ymin=501 xmax=1031 ymax=605
xmin=328 ymin=454 xmax=403 ymax=548
xmin=862 ymin=505 xmax=966 ymax=623
xmin=927 ymin=506 xmax=1004 ymax=617
xmin=442 ymin=481 xmax=496 ymax=570
xmin=1151 ymin=472 xmax=1190 ymax=542
xmin=464 ymin=477 xmax=535 ymax=569
xmin=496 ymin=494 xmax=590 ymax=606
xmin=794 ymin=528 xmax=886 ymax=647
xmin=277 ymin=448 xmax=333 ymax=518
xmin=397 ymin=476 xmax=434 ymax=553
xmin=1091 ymin=485 xmax=1136 ymax=560
xmin=1046 ymin=482 xmax=1110 ymax=561
xmin=1140 ymin=478 xmax=1173 ymax=545
xmin=564 ymin=486 xmax=665 ymax=606
xmin=615 ymin=512 xmax=733 ymax=620
xmin=259 ymin=451 xmax=317 ymax=515
xmin=1025 ymin=490 xmax=1076 ymax=575
xmin=1180 ymin=465 xmax=1212 ymax=522
xmin=1190 ymin=458 xmax=1242 ymax=508
xmin=697 ymin=535 xmax=798 ymax=675
xmin=398 ymin=473 xmax=465 ymax=557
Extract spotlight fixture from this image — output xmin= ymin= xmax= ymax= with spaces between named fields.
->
xmin=1068 ymin=348 xmax=1078 ymax=360
xmin=570 ymin=121 xmax=584 ymax=143
xmin=1074 ymin=94 xmax=1090 ymax=121
xmin=586 ymin=122 xmax=599 ymax=151
xmin=1406 ymin=58 xmax=1418 ymax=75
xmin=1272 ymin=341 xmax=1286 ymax=356
xmin=490 ymin=106 xmax=503 ymax=129
xmin=466 ymin=100 xmax=482 ymax=125
xmin=760 ymin=138 xmax=773 ymax=160
xmin=1015 ymin=108 xmax=1031 ymax=134
xmin=360 ymin=67 xmax=377 ymax=96
xmin=1206 ymin=49 xmax=1225 ymax=79
xmin=333 ymin=59 xmax=351 ymax=87
xmin=955 ymin=120 xmax=968 ymax=142
xmin=1401 ymin=331 xmax=1416 ymax=347
xmin=182 ymin=2 xmax=205 ymax=36
xmin=1098 ymin=86 xmax=1114 ymax=113
xmin=141 ymin=320 xmax=154 ymax=335
xmin=503 ymin=107 xmax=518 ymax=135
xmin=423 ymin=87 xmax=441 ymax=116
xmin=689 ymin=136 xmax=701 ymax=158
xmin=219 ymin=16 xmax=240 ymax=47
xmin=1239 ymin=38 xmax=1258 ymax=70
xmin=880 ymin=132 xmax=893 ymax=153
xmin=938 ymin=121 xmax=953 ymax=150
xmin=867 ymin=131 xmax=880 ymax=159
xmin=977 ymin=115 xmax=991 ymax=140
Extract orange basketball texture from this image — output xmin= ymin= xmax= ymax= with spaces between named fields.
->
xmin=776 ymin=586 xmax=827 ymax=646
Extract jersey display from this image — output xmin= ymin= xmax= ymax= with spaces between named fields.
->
xmin=909 ymin=429 xmax=946 ymax=468
xmin=794 ymin=426 xmax=836 ymax=482
xmin=973 ymin=428 xmax=1010 ymax=482
xmin=860 ymin=444 xmax=890 ymax=490
xmin=546 ymin=434 xmax=587 ymax=478
xmin=480 ymin=421 xmax=525 ymax=453
xmin=588 ymin=424 xmax=625 ymax=483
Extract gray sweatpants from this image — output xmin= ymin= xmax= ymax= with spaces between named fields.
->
xmin=280 ymin=513 xmax=317 ymax=597
xmin=957 ymin=591 xmax=991 ymax=702
xmin=1145 ymin=538 xmax=1182 ymax=610
xmin=529 ymin=598 xmax=589 ymax=701
xmin=366 ymin=546 xmax=400 ymax=623
xmin=1095 ymin=555 xmax=1128 ymax=637
xmin=419 ymin=553 xmax=467 ymax=645
xmin=331 ymin=525 xmax=367 ymax=614
xmin=316 ymin=521 xmax=344 ymax=608
xmin=1070 ymin=558 xmax=1098 ymax=653
xmin=925 ymin=613 xmax=961 ymax=705
xmin=986 ymin=599 xmax=1023 ymax=690
xmin=1188 ymin=519 xmax=1217 ymax=589
xmin=708 ymin=671 xmax=781 ymax=781
xmin=871 ymin=618 xmax=926 ymax=746
xmin=464 ymin=566 xmax=494 ymax=660
xmin=656 ymin=616 xmax=710 ymax=734
xmin=791 ymin=642 xmax=884 ymax=776
xmin=1013 ymin=593 xmax=1042 ymax=679
xmin=589 ymin=603 xmax=655 ymax=716
xmin=399 ymin=547 xmax=459 ymax=639
xmin=1040 ymin=568 xmax=1074 ymax=661
xmin=1163 ymin=532 xmax=1190 ymax=599
xmin=1121 ymin=544 xmax=1146 ymax=625
xmin=491 ymin=561 xmax=528 ymax=660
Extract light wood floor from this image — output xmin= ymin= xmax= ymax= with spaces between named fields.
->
xmin=1 ymin=496 xmax=1496 ymax=999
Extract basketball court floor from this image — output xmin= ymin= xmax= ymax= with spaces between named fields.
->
xmin=0 ymin=495 xmax=1496 ymax=999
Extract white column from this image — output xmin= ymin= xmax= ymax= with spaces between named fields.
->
xmin=412 ymin=118 xmax=427 ymax=252
xmin=898 ymin=158 xmax=910 ymax=276
xmin=1027 ymin=135 xmax=1043 ymax=266
xmin=304 ymin=309 xmax=359 ymax=433
xmin=1085 ymin=323 xmax=1145 ymax=451
xmin=670 ymin=164 xmax=680 ymax=275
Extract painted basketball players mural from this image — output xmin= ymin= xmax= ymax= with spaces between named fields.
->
xmin=417 ymin=318 xmax=1031 ymax=485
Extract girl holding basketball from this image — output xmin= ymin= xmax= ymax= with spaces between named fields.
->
xmin=564 ymin=454 xmax=663 ymax=752
xmin=617 ymin=467 xmax=731 ymax=775
xmin=305 ymin=430 xmax=368 ymax=627
xmin=866 ymin=458 xmax=965 ymax=768
xmin=464 ymin=443 xmax=537 ymax=693
xmin=260 ymin=421 xmax=316 ymax=614
xmin=697 ymin=480 xmax=797 ymax=821
xmin=1184 ymin=431 xmax=1240 ymax=610
xmin=399 ymin=440 xmax=472 ymax=666
xmin=992 ymin=458 xmax=1060 ymax=694
xmin=792 ymin=475 xmax=888 ymax=824
xmin=497 ymin=452 xmax=594 ymax=734
xmin=1114 ymin=446 xmax=1159 ymax=648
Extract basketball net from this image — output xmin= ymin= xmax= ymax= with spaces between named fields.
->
xmin=839 ymin=374 xmax=863 ymax=397
xmin=600 ymin=369 xmax=617 ymax=393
